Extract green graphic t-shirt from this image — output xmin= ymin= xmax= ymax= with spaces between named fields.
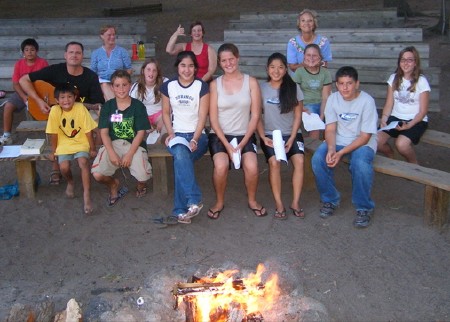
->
xmin=98 ymin=98 xmax=150 ymax=149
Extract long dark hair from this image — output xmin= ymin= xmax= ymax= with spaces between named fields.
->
xmin=266 ymin=52 xmax=298 ymax=114
xmin=174 ymin=51 xmax=198 ymax=75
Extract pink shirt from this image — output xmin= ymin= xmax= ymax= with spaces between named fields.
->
xmin=12 ymin=57 xmax=49 ymax=82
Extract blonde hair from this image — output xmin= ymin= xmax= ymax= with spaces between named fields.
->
xmin=297 ymin=9 xmax=318 ymax=32
xmin=100 ymin=25 xmax=116 ymax=35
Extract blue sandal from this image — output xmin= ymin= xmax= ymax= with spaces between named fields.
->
xmin=107 ymin=186 xmax=128 ymax=207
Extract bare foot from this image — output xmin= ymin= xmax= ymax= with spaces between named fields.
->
xmin=84 ymin=199 xmax=93 ymax=215
xmin=110 ymin=178 xmax=120 ymax=199
xmin=65 ymin=182 xmax=75 ymax=198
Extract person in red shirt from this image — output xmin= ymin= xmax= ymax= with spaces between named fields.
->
xmin=166 ymin=21 xmax=217 ymax=82
xmin=0 ymin=38 xmax=48 ymax=145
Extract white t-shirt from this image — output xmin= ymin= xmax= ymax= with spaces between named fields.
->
xmin=160 ymin=77 xmax=209 ymax=133
xmin=325 ymin=90 xmax=378 ymax=152
xmin=129 ymin=77 xmax=168 ymax=117
xmin=387 ymin=74 xmax=430 ymax=122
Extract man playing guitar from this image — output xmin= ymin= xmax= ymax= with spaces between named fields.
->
xmin=20 ymin=41 xmax=105 ymax=185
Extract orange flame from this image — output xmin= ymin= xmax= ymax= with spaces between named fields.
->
xmin=179 ymin=264 xmax=280 ymax=321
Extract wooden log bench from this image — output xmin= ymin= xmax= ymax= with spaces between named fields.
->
xmin=304 ymin=138 xmax=450 ymax=228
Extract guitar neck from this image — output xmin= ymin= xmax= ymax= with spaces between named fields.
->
xmin=83 ymin=103 xmax=101 ymax=111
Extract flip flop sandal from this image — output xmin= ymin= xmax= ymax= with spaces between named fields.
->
xmin=135 ymin=186 xmax=147 ymax=198
xmin=49 ymin=170 xmax=62 ymax=185
xmin=274 ymin=209 xmax=287 ymax=220
xmin=290 ymin=207 xmax=305 ymax=219
xmin=249 ymin=205 xmax=268 ymax=217
xmin=207 ymin=206 xmax=224 ymax=220
xmin=107 ymin=186 xmax=128 ymax=207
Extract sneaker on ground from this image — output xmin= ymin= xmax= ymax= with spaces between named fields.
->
xmin=177 ymin=213 xmax=192 ymax=224
xmin=319 ymin=202 xmax=336 ymax=218
xmin=353 ymin=209 xmax=374 ymax=228
xmin=185 ymin=203 xmax=204 ymax=219
xmin=0 ymin=135 xmax=12 ymax=145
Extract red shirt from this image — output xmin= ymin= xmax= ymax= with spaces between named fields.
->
xmin=186 ymin=42 xmax=209 ymax=79
xmin=12 ymin=57 xmax=49 ymax=83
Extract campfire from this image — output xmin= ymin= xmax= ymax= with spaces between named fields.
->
xmin=172 ymin=264 xmax=280 ymax=321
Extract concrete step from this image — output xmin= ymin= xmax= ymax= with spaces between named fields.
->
xmin=0 ymin=17 xmax=147 ymax=36
xmin=224 ymin=28 xmax=423 ymax=43
xmin=0 ymin=43 xmax=156 ymax=61
xmin=0 ymin=35 xmax=145 ymax=49
xmin=209 ymin=42 xmax=431 ymax=67
xmin=230 ymin=9 xmax=403 ymax=29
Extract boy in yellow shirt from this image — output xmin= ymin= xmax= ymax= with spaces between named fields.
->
xmin=45 ymin=83 xmax=97 ymax=214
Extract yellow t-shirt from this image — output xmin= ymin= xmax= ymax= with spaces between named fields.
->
xmin=46 ymin=102 xmax=98 ymax=155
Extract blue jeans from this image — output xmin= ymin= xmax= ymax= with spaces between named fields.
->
xmin=167 ymin=132 xmax=208 ymax=215
xmin=311 ymin=142 xmax=375 ymax=211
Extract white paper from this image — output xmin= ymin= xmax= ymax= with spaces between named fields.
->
xmin=272 ymin=130 xmax=287 ymax=163
xmin=146 ymin=130 xmax=160 ymax=144
xmin=0 ymin=145 xmax=21 ymax=158
xmin=230 ymin=138 xmax=241 ymax=169
xmin=302 ymin=112 xmax=325 ymax=131
xmin=378 ymin=121 xmax=399 ymax=132
xmin=168 ymin=136 xmax=192 ymax=151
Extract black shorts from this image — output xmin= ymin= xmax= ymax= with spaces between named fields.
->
xmin=260 ymin=132 xmax=305 ymax=162
xmin=208 ymin=133 xmax=257 ymax=157
xmin=383 ymin=115 xmax=428 ymax=145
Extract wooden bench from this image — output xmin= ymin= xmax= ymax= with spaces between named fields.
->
xmin=304 ymin=138 xmax=450 ymax=228
xmin=0 ymin=151 xmax=52 ymax=199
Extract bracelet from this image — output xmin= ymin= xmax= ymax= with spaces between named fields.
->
xmin=190 ymin=139 xmax=198 ymax=145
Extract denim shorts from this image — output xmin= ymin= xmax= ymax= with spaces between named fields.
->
xmin=304 ymin=102 xmax=321 ymax=115
xmin=57 ymin=151 xmax=89 ymax=163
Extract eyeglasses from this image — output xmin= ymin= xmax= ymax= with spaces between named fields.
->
xmin=400 ymin=58 xmax=415 ymax=63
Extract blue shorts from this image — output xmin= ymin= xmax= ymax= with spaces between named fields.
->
xmin=5 ymin=93 xmax=27 ymax=112
xmin=57 ymin=151 xmax=89 ymax=163
xmin=304 ymin=102 xmax=321 ymax=115
xmin=260 ymin=132 xmax=304 ymax=162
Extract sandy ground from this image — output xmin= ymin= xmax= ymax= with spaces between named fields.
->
xmin=0 ymin=0 xmax=449 ymax=321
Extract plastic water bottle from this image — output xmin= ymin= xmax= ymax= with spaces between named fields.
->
xmin=131 ymin=43 xmax=138 ymax=60
xmin=138 ymin=41 xmax=145 ymax=60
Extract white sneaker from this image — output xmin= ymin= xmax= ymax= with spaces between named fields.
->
xmin=0 ymin=135 xmax=12 ymax=145
xmin=185 ymin=203 xmax=204 ymax=219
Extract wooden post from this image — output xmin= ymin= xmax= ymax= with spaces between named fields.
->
xmin=303 ymin=151 xmax=316 ymax=191
xmin=423 ymin=185 xmax=449 ymax=227
xmin=150 ymin=156 xmax=172 ymax=195
xmin=15 ymin=160 xmax=37 ymax=199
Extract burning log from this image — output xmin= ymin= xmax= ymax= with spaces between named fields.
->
xmin=172 ymin=264 xmax=279 ymax=322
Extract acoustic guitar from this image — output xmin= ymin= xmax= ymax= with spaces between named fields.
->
xmin=27 ymin=80 xmax=56 ymax=121
xmin=27 ymin=80 xmax=101 ymax=121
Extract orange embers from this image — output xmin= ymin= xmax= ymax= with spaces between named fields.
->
xmin=173 ymin=264 xmax=280 ymax=321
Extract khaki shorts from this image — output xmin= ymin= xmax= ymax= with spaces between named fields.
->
xmin=91 ymin=139 xmax=152 ymax=182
